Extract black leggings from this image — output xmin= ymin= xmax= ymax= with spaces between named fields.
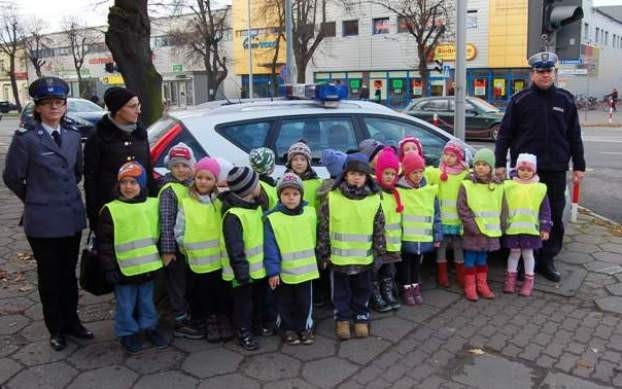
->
xmin=397 ymin=252 xmax=422 ymax=286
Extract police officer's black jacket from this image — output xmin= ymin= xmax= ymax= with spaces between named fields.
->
xmin=495 ymin=84 xmax=586 ymax=172
xmin=84 ymin=115 xmax=156 ymax=229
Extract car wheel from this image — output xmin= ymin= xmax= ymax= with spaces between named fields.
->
xmin=490 ymin=124 xmax=500 ymax=141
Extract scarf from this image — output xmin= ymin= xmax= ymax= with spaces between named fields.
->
xmin=439 ymin=161 xmax=468 ymax=181
xmin=108 ymin=113 xmax=137 ymax=133
xmin=512 ymin=174 xmax=540 ymax=184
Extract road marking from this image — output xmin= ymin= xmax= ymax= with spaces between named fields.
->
xmin=583 ymin=137 xmax=622 ymax=143
xmin=600 ymin=151 xmax=622 ymax=155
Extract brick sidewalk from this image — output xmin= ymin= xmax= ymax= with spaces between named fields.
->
xmin=2 ymin=174 xmax=622 ymax=388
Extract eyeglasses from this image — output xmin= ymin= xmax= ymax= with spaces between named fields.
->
xmin=534 ymin=68 xmax=554 ymax=74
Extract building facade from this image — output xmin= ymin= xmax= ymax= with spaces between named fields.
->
xmin=0 ymin=48 xmax=29 ymax=107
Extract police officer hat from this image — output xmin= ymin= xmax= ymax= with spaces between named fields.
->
xmin=528 ymin=51 xmax=558 ymax=70
xmin=28 ymin=77 xmax=69 ymax=103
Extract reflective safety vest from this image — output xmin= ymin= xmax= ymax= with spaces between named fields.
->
xmin=461 ymin=180 xmax=504 ymax=238
xmin=399 ymin=185 xmax=438 ymax=243
xmin=303 ymin=178 xmax=322 ymax=210
xmin=438 ymin=170 xmax=468 ymax=230
xmin=504 ymin=180 xmax=547 ymax=236
xmin=221 ymin=207 xmax=266 ymax=281
xmin=328 ymin=191 xmax=381 ymax=266
xmin=180 ymin=197 xmax=222 ymax=274
xmin=158 ymin=182 xmax=189 ymax=202
xmin=425 ymin=166 xmax=441 ymax=187
xmin=267 ymin=206 xmax=319 ymax=284
xmin=260 ymin=181 xmax=278 ymax=210
xmin=380 ymin=192 xmax=402 ymax=252
xmin=106 ymin=198 xmax=163 ymax=277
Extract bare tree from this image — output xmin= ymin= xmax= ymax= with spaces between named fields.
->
xmin=24 ymin=18 xmax=49 ymax=78
xmin=169 ymin=1 xmax=230 ymax=101
xmin=0 ymin=7 xmax=23 ymax=111
xmin=106 ymin=0 xmax=163 ymax=126
xmin=64 ymin=18 xmax=95 ymax=95
xmin=292 ymin=0 xmax=330 ymax=83
xmin=259 ymin=0 xmax=285 ymax=96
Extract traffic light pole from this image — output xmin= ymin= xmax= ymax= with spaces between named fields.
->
xmin=247 ymin=0 xmax=254 ymax=99
xmin=454 ymin=0 xmax=466 ymax=141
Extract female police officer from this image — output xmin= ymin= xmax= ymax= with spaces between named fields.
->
xmin=3 ymin=77 xmax=93 ymax=351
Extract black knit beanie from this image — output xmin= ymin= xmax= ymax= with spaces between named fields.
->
xmin=104 ymin=87 xmax=137 ymax=115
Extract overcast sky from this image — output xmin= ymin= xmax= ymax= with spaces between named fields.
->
xmin=15 ymin=0 xmax=622 ymax=33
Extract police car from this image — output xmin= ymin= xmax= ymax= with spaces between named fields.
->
xmin=148 ymin=84 xmax=474 ymax=177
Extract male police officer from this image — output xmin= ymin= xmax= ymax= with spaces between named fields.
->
xmin=494 ymin=52 xmax=586 ymax=283
xmin=3 ymin=77 xmax=93 ymax=351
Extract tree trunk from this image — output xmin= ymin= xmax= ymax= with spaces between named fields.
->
xmin=106 ymin=0 xmax=162 ymax=127
xmin=8 ymin=54 xmax=21 ymax=112
xmin=75 ymin=68 xmax=83 ymax=97
xmin=418 ymin=46 xmax=429 ymax=97
xmin=295 ymin=56 xmax=305 ymax=83
xmin=270 ymin=35 xmax=282 ymax=96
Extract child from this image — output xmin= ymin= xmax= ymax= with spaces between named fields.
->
xmin=175 ymin=157 xmax=234 ymax=343
xmin=215 ymin=157 xmax=234 ymax=189
xmin=398 ymin=136 xmax=440 ymax=186
xmin=264 ymin=173 xmax=320 ymax=345
xmin=286 ymin=140 xmax=322 ymax=211
xmin=249 ymin=147 xmax=278 ymax=210
xmin=158 ymin=143 xmax=203 ymax=339
xmin=219 ymin=167 xmax=267 ymax=350
xmin=397 ymin=153 xmax=442 ymax=305
xmin=317 ymin=153 xmax=386 ymax=340
xmin=97 ymin=162 xmax=167 ymax=354
xmin=457 ymin=148 xmax=505 ymax=301
xmin=372 ymin=147 xmax=404 ymax=312
xmin=358 ymin=138 xmax=385 ymax=170
xmin=436 ymin=140 xmax=470 ymax=288
xmin=503 ymin=153 xmax=552 ymax=297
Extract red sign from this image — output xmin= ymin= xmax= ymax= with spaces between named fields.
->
xmin=14 ymin=72 xmax=27 ymax=80
xmin=89 ymin=56 xmax=114 ymax=65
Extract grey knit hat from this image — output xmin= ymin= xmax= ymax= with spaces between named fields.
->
xmin=227 ymin=166 xmax=259 ymax=198
xmin=276 ymin=172 xmax=304 ymax=197
xmin=358 ymin=138 xmax=384 ymax=162
xmin=287 ymin=140 xmax=312 ymax=164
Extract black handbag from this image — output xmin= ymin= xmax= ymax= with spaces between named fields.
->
xmin=79 ymin=231 xmax=113 ymax=296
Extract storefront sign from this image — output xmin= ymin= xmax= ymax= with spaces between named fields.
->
xmin=101 ymin=74 xmax=124 ymax=84
xmin=434 ymin=43 xmax=477 ymax=61
xmin=412 ymin=79 xmax=423 ymax=96
xmin=493 ymin=78 xmax=506 ymax=98
xmin=242 ymin=36 xmax=277 ymax=49
xmin=349 ymin=79 xmax=361 ymax=92
xmin=474 ymin=79 xmax=486 ymax=96
xmin=392 ymin=79 xmax=403 ymax=94
xmin=89 ymin=56 xmax=114 ymax=65
xmin=172 ymin=64 xmax=183 ymax=72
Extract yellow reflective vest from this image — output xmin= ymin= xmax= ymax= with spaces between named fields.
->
xmin=303 ymin=178 xmax=322 ymax=210
xmin=221 ymin=207 xmax=266 ymax=281
xmin=328 ymin=191 xmax=381 ymax=266
xmin=180 ymin=197 xmax=223 ymax=274
xmin=260 ymin=180 xmax=278 ymax=210
xmin=380 ymin=192 xmax=402 ymax=252
xmin=105 ymin=198 xmax=163 ymax=277
xmin=461 ymin=180 xmax=504 ymax=238
xmin=158 ymin=182 xmax=189 ymax=202
xmin=266 ymin=206 xmax=319 ymax=284
xmin=504 ymin=180 xmax=547 ymax=236
xmin=399 ymin=184 xmax=438 ymax=243
xmin=438 ymin=170 xmax=468 ymax=230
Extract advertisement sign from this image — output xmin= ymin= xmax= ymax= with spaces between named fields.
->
xmin=391 ymin=79 xmax=404 ymax=94
xmin=412 ymin=79 xmax=423 ymax=96
xmin=371 ymin=79 xmax=386 ymax=102
xmin=474 ymin=79 xmax=486 ymax=96
xmin=434 ymin=43 xmax=477 ymax=61
xmin=349 ymin=79 xmax=361 ymax=93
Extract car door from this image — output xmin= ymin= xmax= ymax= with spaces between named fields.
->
xmin=449 ymin=99 xmax=485 ymax=139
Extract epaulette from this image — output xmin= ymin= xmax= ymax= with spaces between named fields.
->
xmin=14 ymin=127 xmax=30 ymax=135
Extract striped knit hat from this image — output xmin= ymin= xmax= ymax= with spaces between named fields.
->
xmin=227 ymin=166 xmax=259 ymax=198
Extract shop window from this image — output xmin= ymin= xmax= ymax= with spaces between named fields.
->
xmin=218 ymin=121 xmax=272 ymax=152
xmin=373 ymin=17 xmax=390 ymax=35
xmin=322 ymin=22 xmax=336 ymax=38
xmin=596 ymin=28 xmax=599 ymax=43
xmin=343 ymin=20 xmax=359 ymax=36
xmin=584 ymin=23 xmax=589 ymax=40
xmin=467 ymin=10 xmax=478 ymax=30
xmin=493 ymin=78 xmax=507 ymax=100
xmin=276 ymin=117 xmax=357 ymax=158
xmin=397 ymin=16 xmax=412 ymax=33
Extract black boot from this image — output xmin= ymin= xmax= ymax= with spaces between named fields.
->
xmin=236 ymin=328 xmax=259 ymax=351
xmin=381 ymin=278 xmax=401 ymax=310
xmin=536 ymin=258 xmax=561 ymax=283
xmin=370 ymin=281 xmax=391 ymax=313
xmin=206 ymin=315 xmax=220 ymax=343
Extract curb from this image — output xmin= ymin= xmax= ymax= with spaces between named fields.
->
xmin=578 ymin=205 xmax=622 ymax=227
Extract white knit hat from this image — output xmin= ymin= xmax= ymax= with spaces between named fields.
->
xmin=516 ymin=153 xmax=537 ymax=171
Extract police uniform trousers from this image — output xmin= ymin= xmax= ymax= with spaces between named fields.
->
xmin=27 ymin=232 xmax=82 ymax=335
xmin=275 ymin=281 xmax=313 ymax=333
xmin=537 ymin=171 xmax=566 ymax=263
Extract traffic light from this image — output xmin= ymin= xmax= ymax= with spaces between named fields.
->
xmin=542 ymin=0 xmax=583 ymax=34
xmin=527 ymin=0 xmax=583 ymax=60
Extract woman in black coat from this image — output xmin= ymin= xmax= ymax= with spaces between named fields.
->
xmin=84 ymin=87 xmax=156 ymax=229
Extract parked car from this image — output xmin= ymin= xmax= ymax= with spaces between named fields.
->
xmin=403 ymin=96 xmax=505 ymax=141
xmin=148 ymin=85 xmax=475 ymax=178
xmin=0 ymin=101 xmax=18 ymax=113
xmin=20 ymin=98 xmax=106 ymax=141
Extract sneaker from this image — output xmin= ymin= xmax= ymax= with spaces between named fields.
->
xmin=283 ymin=330 xmax=300 ymax=345
xmin=120 ymin=334 xmax=142 ymax=354
xmin=145 ymin=328 xmax=169 ymax=349
xmin=174 ymin=318 xmax=204 ymax=340
xmin=237 ymin=329 xmax=259 ymax=351
xmin=299 ymin=330 xmax=315 ymax=345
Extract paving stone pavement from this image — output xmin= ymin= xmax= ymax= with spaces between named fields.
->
xmin=2 ymin=145 xmax=622 ymax=387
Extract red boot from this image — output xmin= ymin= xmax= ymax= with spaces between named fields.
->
xmin=519 ymin=274 xmax=535 ymax=297
xmin=464 ymin=268 xmax=478 ymax=301
xmin=455 ymin=263 xmax=466 ymax=287
xmin=476 ymin=265 xmax=495 ymax=299
xmin=503 ymin=271 xmax=517 ymax=294
xmin=437 ymin=262 xmax=449 ymax=288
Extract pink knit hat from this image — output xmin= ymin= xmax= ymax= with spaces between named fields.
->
xmin=442 ymin=140 xmax=465 ymax=162
xmin=374 ymin=147 xmax=403 ymax=213
xmin=194 ymin=157 xmax=220 ymax=179
xmin=402 ymin=153 xmax=426 ymax=176
xmin=398 ymin=136 xmax=425 ymax=161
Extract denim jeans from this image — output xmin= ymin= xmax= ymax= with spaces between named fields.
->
xmin=114 ymin=281 xmax=158 ymax=337
xmin=464 ymin=250 xmax=488 ymax=268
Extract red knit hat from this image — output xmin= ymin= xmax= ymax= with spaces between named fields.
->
xmin=402 ymin=153 xmax=426 ymax=176
xmin=374 ymin=147 xmax=403 ymax=213
xmin=398 ymin=136 xmax=425 ymax=161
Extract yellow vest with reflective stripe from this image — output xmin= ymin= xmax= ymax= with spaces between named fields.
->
xmin=221 ymin=207 xmax=266 ymax=281
xmin=425 ymin=166 xmax=441 ymax=186
xmin=328 ymin=191 xmax=381 ymax=266
xmin=106 ymin=198 xmax=162 ymax=277
xmin=438 ymin=170 xmax=468 ymax=230
xmin=399 ymin=185 xmax=438 ymax=243
xmin=158 ymin=181 xmax=190 ymax=202
xmin=380 ymin=192 xmax=402 ymax=252
xmin=504 ymin=180 xmax=547 ymax=236
xmin=260 ymin=181 xmax=278 ymax=210
xmin=180 ymin=197 xmax=222 ymax=274
xmin=461 ymin=180 xmax=504 ymax=238
xmin=303 ymin=178 xmax=322 ymax=210
xmin=267 ymin=206 xmax=319 ymax=284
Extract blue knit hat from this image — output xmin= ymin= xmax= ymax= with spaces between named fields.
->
xmin=320 ymin=149 xmax=347 ymax=178
xmin=117 ymin=161 xmax=147 ymax=189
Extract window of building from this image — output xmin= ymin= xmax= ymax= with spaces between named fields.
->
xmin=343 ymin=20 xmax=358 ymax=36
xmin=605 ymin=31 xmax=609 ymax=45
xmin=372 ymin=17 xmax=390 ymax=35
xmin=584 ymin=23 xmax=589 ymax=40
xmin=322 ymin=21 xmax=336 ymax=37
xmin=467 ymin=10 xmax=478 ymax=30
xmin=596 ymin=27 xmax=600 ymax=43
xmin=397 ymin=16 xmax=412 ymax=33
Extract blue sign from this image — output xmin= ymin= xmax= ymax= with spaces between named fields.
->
xmin=560 ymin=59 xmax=583 ymax=65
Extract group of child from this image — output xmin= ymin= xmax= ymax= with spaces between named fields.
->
xmin=98 ymin=134 xmax=551 ymax=353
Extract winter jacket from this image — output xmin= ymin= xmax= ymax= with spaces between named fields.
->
xmin=263 ymin=201 xmax=309 ymax=277
xmin=495 ymin=84 xmax=586 ymax=172
xmin=84 ymin=114 xmax=155 ymax=229
xmin=219 ymin=190 xmax=263 ymax=285
xmin=174 ymin=191 xmax=220 ymax=249
xmin=96 ymin=191 xmax=158 ymax=285
xmin=157 ymin=174 xmax=192 ymax=254
xmin=397 ymin=176 xmax=443 ymax=255
xmin=317 ymin=181 xmax=386 ymax=274
xmin=317 ymin=178 xmax=335 ymax=209
xmin=457 ymin=173 xmax=508 ymax=252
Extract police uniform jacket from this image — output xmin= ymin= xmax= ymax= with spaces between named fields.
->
xmin=84 ymin=114 xmax=155 ymax=228
xmin=495 ymin=84 xmax=586 ymax=172
xmin=2 ymin=122 xmax=86 ymax=237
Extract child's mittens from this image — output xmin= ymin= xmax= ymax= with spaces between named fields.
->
xmin=161 ymin=253 xmax=176 ymax=267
